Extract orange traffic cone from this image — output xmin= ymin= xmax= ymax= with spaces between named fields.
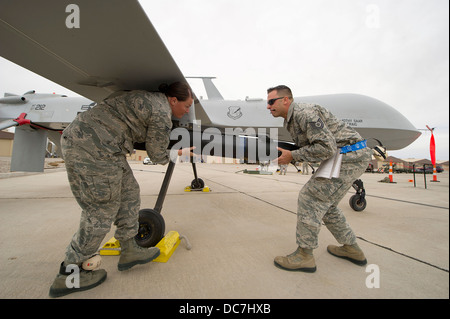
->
xmin=431 ymin=164 xmax=440 ymax=182
xmin=389 ymin=161 xmax=394 ymax=183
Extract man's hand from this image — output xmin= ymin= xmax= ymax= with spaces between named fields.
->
xmin=177 ymin=146 xmax=196 ymax=157
xmin=276 ymin=147 xmax=293 ymax=165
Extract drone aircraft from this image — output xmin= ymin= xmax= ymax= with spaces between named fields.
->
xmin=0 ymin=1 xmax=421 ymax=246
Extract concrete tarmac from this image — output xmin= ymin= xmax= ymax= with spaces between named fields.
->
xmin=0 ymin=162 xmax=448 ymax=299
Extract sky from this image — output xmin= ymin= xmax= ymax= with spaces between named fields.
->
xmin=1 ymin=0 xmax=449 ymax=160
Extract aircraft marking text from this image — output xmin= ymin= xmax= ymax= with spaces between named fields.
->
xmin=341 ymin=118 xmax=364 ymax=126
xmin=33 ymin=104 xmax=46 ymax=110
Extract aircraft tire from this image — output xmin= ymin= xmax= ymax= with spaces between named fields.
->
xmin=191 ymin=178 xmax=205 ymax=190
xmin=135 ymin=208 xmax=165 ymax=247
xmin=349 ymin=194 xmax=367 ymax=212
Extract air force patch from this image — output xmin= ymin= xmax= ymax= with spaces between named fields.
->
xmin=227 ymin=106 xmax=243 ymax=120
xmin=310 ymin=117 xmax=324 ymax=129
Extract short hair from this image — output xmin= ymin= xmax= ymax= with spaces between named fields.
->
xmin=267 ymin=85 xmax=293 ymax=99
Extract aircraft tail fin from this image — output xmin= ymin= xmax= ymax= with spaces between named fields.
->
xmin=187 ymin=77 xmax=224 ymax=100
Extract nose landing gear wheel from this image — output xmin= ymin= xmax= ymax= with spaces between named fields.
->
xmin=349 ymin=194 xmax=367 ymax=211
xmin=135 ymin=208 xmax=165 ymax=248
xmin=191 ymin=178 xmax=205 ymax=190
xmin=349 ymin=179 xmax=367 ymax=212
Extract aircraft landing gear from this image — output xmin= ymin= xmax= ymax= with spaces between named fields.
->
xmin=349 ymin=179 xmax=367 ymax=212
xmin=135 ymin=160 xmax=208 ymax=247
xmin=135 ymin=161 xmax=176 ymax=247
xmin=190 ymin=162 xmax=205 ymax=190
xmin=135 ymin=208 xmax=165 ymax=248
xmin=185 ymin=162 xmax=210 ymax=192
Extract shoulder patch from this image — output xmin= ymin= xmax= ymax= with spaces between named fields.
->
xmin=309 ymin=117 xmax=324 ymax=129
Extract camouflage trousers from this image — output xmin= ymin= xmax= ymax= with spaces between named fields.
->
xmin=61 ymin=135 xmax=140 ymax=264
xmin=296 ymin=148 xmax=372 ymax=249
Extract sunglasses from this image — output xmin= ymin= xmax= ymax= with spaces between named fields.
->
xmin=267 ymin=97 xmax=285 ymax=105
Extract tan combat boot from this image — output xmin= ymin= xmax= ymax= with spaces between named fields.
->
xmin=274 ymin=247 xmax=317 ymax=272
xmin=327 ymin=243 xmax=367 ymax=266
xmin=118 ymin=238 xmax=160 ymax=271
xmin=49 ymin=262 xmax=107 ymax=298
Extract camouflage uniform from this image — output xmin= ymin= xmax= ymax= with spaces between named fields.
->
xmin=285 ymin=102 xmax=372 ymax=249
xmin=61 ymin=90 xmax=172 ymax=264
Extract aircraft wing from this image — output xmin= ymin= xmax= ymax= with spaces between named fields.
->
xmin=0 ymin=0 xmax=185 ymax=102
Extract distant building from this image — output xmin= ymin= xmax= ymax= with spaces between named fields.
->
xmin=0 ymin=131 xmax=14 ymax=157
xmin=368 ymin=156 xmax=447 ymax=173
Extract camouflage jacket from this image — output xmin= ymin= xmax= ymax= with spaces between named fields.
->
xmin=285 ymin=102 xmax=364 ymax=163
xmin=63 ymin=90 xmax=172 ymax=164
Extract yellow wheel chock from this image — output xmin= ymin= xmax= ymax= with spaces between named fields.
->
xmin=153 ymin=230 xmax=181 ymax=263
xmin=99 ymin=237 xmax=121 ymax=256
xmin=99 ymin=231 xmax=191 ymax=263
xmin=184 ymin=185 xmax=211 ymax=192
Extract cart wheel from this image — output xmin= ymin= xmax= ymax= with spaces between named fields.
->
xmin=349 ymin=194 xmax=367 ymax=212
xmin=191 ymin=178 xmax=205 ymax=189
xmin=135 ymin=209 xmax=165 ymax=247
